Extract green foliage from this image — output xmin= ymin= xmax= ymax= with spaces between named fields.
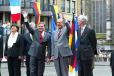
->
xmin=101 ymin=41 xmax=114 ymax=45
xmin=96 ymin=33 xmax=106 ymax=39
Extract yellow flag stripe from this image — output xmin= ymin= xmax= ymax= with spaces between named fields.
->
xmin=69 ymin=34 xmax=73 ymax=48
xmin=54 ymin=5 xmax=59 ymax=20
xmin=36 ymin=2 xmax=41 ymax=14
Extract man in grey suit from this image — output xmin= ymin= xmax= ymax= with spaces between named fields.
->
xmin=23 ymin=11 xmax=51 ymax=76
xmin=51 ymin=18 xmax=72 ymax=76
xmin=77 ymin=15 xmax=97 ymax=76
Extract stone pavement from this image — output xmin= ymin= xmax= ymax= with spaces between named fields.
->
xmin=1 ymin=62 xmax=111 ymax=76
xmin=95 ymin=61 xmax=110 ymax=66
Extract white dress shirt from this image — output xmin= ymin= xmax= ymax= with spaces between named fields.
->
xmin=81 ymin=25 xmax=86 ymax=35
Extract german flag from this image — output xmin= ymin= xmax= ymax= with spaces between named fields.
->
xmin=69 ymin=16 xmax=75 ymax=50
xmin=68 ymin=15 xmax=79 ymax=76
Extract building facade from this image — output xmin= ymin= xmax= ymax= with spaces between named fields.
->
xmin=111 ymin=0 xmax=114 ymax=42
xmin=0 ymin=0 xmax=81 ymax=29
xmin=81 ymin=0 xmax=106 ymax=33
xmin=81 ymin=0 xmax=114 ymax=51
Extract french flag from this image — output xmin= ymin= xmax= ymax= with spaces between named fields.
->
xmin=10 ymin=0 xmax=21 ymax=22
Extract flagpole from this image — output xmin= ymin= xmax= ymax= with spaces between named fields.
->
xmin=20 ymin=0 xmax=22 ymax=34
xmin=72 ymin=10 xmax=75 ymax=22
xmin=16 ymin=0 xmax=22 ymax=34
xmin=18 ymin=4 xmax=22 ymax=34
xmin=32 ymin=2 xmax=36 ymax=27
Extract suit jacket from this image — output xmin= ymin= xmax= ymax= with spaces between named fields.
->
xmin=4 ymin=34 xmax=23 ymax=57
xmin=0 ymin=35 xmax=3 ymax=58
xmin=52 ymin=23 xmax=72 ymax=59
xmin=22 ymin=33 xmax=32 ymax=56
xmin=24 ymin=22 xmax=51 ymax=59
xmin=110 ymin=51 xmax=114 ymax=68
xmin=77 ymin=26 xmax=97 ymax=60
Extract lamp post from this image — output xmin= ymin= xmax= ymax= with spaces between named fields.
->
xmin=106 ymin=0 xmax=112 ymax=41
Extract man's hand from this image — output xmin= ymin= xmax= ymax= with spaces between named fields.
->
xmin=22 ymin=10 xmax=28 ymax=19
xmin=46 ymin=58 xmax=51 ymax=64
xmin=68 ymin=57 xmax=71 ymax=64
xmin=18 ymin=56 xmax=22 ymax=59
xmin=0 ymin=58 xmax=2 ymax=61
xmin=110 ymin=66 xmax=112 ymax=69
xmin=5 ymin=56 xmax=7 ymax=59
xmin=23 ymin=56 xmax=26 ymax=59
xmin=50 ymin=56 xmax=54 ymax=61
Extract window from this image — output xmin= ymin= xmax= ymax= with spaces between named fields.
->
xmin=61 ymin=0 xmax=65 ymax=12
xmin=40 ymin=0 xmax=50 ymax=11
xmin=40 ymin=0 xmax=44 ymax=10
xmin=0 ymin=13 xmax=3 ymax=25
xmin=21 ymin=0 xmax=36 ymax=8
xmin=5 ymin=13 xmax=10 ymax=22
xmin=44 ymin=0 xmax=49 ymax=11
xmin=30 ymin=0 xmax=36 ymax=8
xmin=72 ymin=1 xmax=75 ymax=13
xmin=49 ymin=0 xmax=53 ymax=5
xmin=0 ymin=0 xmax=3 ymax=5
xmin=21 ymin=0 xmax=25 ymax=7
xmin=66 ymin=0 xmax=70 ymax=13
xmin=50 ymin=0 xmax=57 ymax=5
xmin=4 ymin=0 xmax=9 ymax=5
xmin=25 ymin=0 xmax=31 ymax=8
xmin=91 ymin=0 xmax=106 ymax=33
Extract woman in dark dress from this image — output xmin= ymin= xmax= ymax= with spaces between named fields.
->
xmin=4 ymin=25 xmax=23 ymax=76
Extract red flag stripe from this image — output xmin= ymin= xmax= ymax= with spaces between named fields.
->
xmin=11 ymin=13 xmax=21 ymax=22
xmin=33 ymin=2 xmax=40 ymax=25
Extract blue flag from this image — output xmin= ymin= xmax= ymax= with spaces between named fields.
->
xmin=75 ymin=17 xmax=79 ymax=48
xmin=51 ymin=17 xmax=56 ymax=32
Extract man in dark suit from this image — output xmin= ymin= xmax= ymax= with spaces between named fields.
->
xmin=0 ymin=27 xmax=3 ymax=76
xmin=110 ymin=50 xmax=114 ymax=76
xmin=22 ymin=33 xmax=32 ymax=76
xmin=22 ymin=22 xmax=36 ymax=76
xmin=77 ymin=15 xmax=97 ymax=76
xmin=23 ymin=11 xmax=51 ymax=76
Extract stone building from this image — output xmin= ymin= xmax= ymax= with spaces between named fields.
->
xmin=81 ymin=0 xmax=114 ymax=52
xmin=0 ymin=0 xmax=81 ymax=29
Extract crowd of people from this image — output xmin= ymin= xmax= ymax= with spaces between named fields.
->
xmin=95 ymin=50 xmax=111 ymax=62
xmin=0 ymin=11 xmax=112 ymax=76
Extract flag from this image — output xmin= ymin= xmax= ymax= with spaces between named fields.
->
xmin=69 ymin=55 xmax=78 ymax=76
xmin=51 ymin=16 xmax=56 ymax=32
xmin=10 ymin=0 xmax=21 ymax=22
xmin=33 ymin=2 xmax=41 ymax=26
xmin=75 ymin=17 xmax=79 ymax=48
xmin=68 ymin=18 xmax=75 ymax=48
xmin=54 ymin=5 xmax=59 ymax=20
xmin=51 ymin=15 xmax=56 ymax=57
xmin=74 ymin=17 xmax=79 ymax=75
xmin=68 ymin=15 xmax=79 ymax=76
xmin=51 ymin=5 xmax=59 ymax=23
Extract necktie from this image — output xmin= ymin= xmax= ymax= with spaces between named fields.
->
xmin=40 ymin=32 xmax=43 ymax=43
xmin=30 ymin=34 xmax=33 ymax=41
xmin=81 ymin=28 xmax=83 ymax=35
xmin=58 ymin=29 xmax=61 ymax=39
